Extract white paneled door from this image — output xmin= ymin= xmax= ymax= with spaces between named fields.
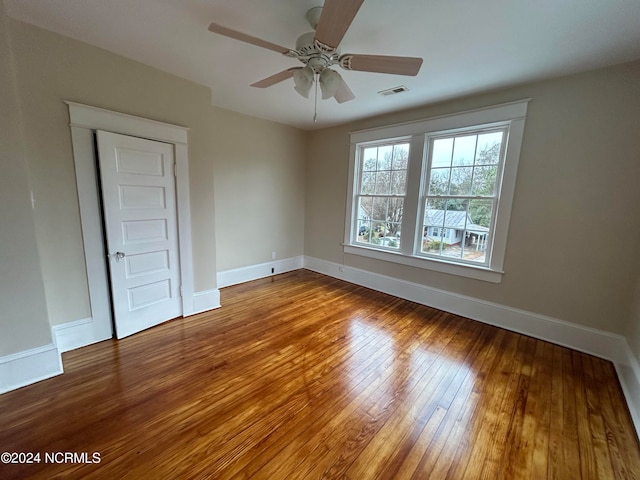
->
xmin=97 ymin=130 xmax=182 ymax=339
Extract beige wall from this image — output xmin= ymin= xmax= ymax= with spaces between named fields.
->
xmin=4 ymin=15 xmax=307 ymax=328
xmin=306 ymin=61 xmax=640 ymax=335
xmin=210 ymin=108 xmax=307 ymax=272
xmin=0 ymin=2 xmax=51 ymax=355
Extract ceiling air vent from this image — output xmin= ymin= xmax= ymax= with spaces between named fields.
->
xmin=378 ymin=85 xmax=409 ymax=96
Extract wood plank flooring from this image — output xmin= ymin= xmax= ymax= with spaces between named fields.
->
xmin=1 ymin=270 xmax=639 ymax=479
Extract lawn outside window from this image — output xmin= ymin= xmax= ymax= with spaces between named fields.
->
xmin=344 ymin=100 xmax=529 ymax=283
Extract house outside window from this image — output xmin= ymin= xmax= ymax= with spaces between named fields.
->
xmin=344 ymin=100 xmax=529 ymax=283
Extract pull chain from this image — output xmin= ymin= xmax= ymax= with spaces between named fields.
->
xmin=313 ymin=72 xmax=319 ymax=123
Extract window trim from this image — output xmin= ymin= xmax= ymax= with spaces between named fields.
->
xmin=344 ymin=99 xmax=529 ymax=283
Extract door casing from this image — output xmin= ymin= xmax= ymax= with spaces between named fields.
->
xmin=67 ymin=101 xmax=196 ymax=343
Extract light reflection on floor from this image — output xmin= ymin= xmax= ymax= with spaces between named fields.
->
xmin=344 ymin=316 xmax=477 ymax=443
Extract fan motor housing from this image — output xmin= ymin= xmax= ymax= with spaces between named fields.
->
xmin=294 ymin=31 xmax=340 ymax=72
xmin=295 ymin=32 xmax=317 ymax=54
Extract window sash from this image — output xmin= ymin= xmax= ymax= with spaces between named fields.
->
xmin=415 ymin=126 xmax=507 ymax=266
xmin=353 ymin=141 xmax=409 ymax=249
xmin=354 ymin=194 xmax=406 ymax=251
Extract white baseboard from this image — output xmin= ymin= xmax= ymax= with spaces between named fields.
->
xmin=615 ymin=343 xmax=640 ymax=437
xmin=192 ymin=288 xmax=221 ymax=315
xmin=52 ymin=317 xmax=98 ymax=353
xmin=303 ymin=255 xmax=640 ymax=437
xmin=217 ymin=255 xmax=304 ymax=288
xmin=0 ymin=344 xmax=63 ymax=394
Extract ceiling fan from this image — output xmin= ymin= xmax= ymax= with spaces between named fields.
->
xmin=208 ymin=0 xmax=423 ymax=105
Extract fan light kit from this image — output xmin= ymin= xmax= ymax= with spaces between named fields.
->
xmin=208 ymin=0 xmax=423 ymax=121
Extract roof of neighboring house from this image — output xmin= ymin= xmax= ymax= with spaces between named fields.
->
xmin=424 ymin=209 xmax=489 ymax=233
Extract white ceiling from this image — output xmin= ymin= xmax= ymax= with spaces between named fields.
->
xmin=5 ymin=0 xmax=640 ymax=130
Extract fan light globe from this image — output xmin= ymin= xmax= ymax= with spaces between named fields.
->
xmin=293 ymin=65 xmax=314 ymax=98
xmin=319 ymin=69 xmax=342 ymax=99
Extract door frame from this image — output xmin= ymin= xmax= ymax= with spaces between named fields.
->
xmin=67 ymin=101 xmax=196 ymax=342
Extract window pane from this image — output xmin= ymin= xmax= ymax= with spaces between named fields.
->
xmin=356 ymin=197 xmax=401 ymax=248
xmin=431 ymin=138 xmax=453 ymax=168
xmin=422 ymin=200 xmax=473 ymax=259
xmin=372 ymin=222 xmax=385 ymax=239
xmin=452 ymin=135 xmax=476 ymax=166
xmin=361 ymin=172 xmax=375 ymax=194
xmin=429 ymin=168 xmax=450 ymax=195
xmin=363 ymin=148 xmax=378 ymax=171
xmin=392 ymin=144 xmax=409 ymax=170
xmin=357 ymin=196 xmax=373 ymax=220
xmin=440 ymin=239 xmax=463 ymax=259
xmin=377 ymin=145 xmax=393 ymax=170
xmin=360 ymin=143 xmax=410 ymax=195
xmin=468 ymin=199 xmax=493 ymax=229
xmin=371 ymin=197 xmax=388 ymax=221
xmin=462 ymin=229 xmax=489 ymax=263
xmin=375 ymin=171 xmax=391 ymax=194
xmin=449 ymin=167 xmax=473 ymax=195
xmin=471 ymin=165 xmax=498 ymax=196
xmin=422 ymin=237 xmax=442 ymax=254
xmin=475 ymin=132 xmax=503 ymax=165
xmin=461 ymin=199 xmax=492 ymax=263
xmin=357 ymin=219 xmax=371 ymax=242
xmin=387 ymin=198 xmax=404 ymax=236
xmin=425 ymin=197 xmax=447 ymax=216
xmin=422 ymin=200 xmax=443 ymax=253
xmin=391 ymin=170 xmax=407 ymax=195
xmin=444 ymin=200 xmax=468 ymax=229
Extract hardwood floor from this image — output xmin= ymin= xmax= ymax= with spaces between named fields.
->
xmin=1 ymin=270 xmax=639 ymax=479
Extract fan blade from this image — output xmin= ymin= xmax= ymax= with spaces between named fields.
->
xmin=334 ymin=77 xmax=355 ymax=103
xmin=340 ymin=54 xmax=423 ymax=76
xmin=251 ymin=68 xmax=301 ymax=88
xmin=208 ymin=23 xmax=291 ymax=54
xmin=314 ymin=0 xmax=365 ymax=49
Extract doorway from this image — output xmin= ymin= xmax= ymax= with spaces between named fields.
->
xmin=67 ymin=102 xmax=198 ymax=345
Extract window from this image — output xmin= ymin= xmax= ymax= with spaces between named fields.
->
xmin=421 ymin=128 xmax=504 ymax=264
xmin=344 ymin=100 xmax=529 ymax=283
xmin=355 ymin=142 xmax=409 ymax=250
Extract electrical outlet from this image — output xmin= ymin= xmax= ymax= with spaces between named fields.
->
xmin=271 ymin=251 xmax=277 ymax=260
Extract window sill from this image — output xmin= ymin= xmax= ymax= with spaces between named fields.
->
xmin=343 ymin=244 xmax=503 ymax=283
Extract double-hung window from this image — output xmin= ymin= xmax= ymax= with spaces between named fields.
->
xmin=355 ymin=142 xmax=409 ymax=250
xmin=344 ymin=100 xmax=529 ymax=283
xmin=421 ymin=127 xmax=505 ymax=264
